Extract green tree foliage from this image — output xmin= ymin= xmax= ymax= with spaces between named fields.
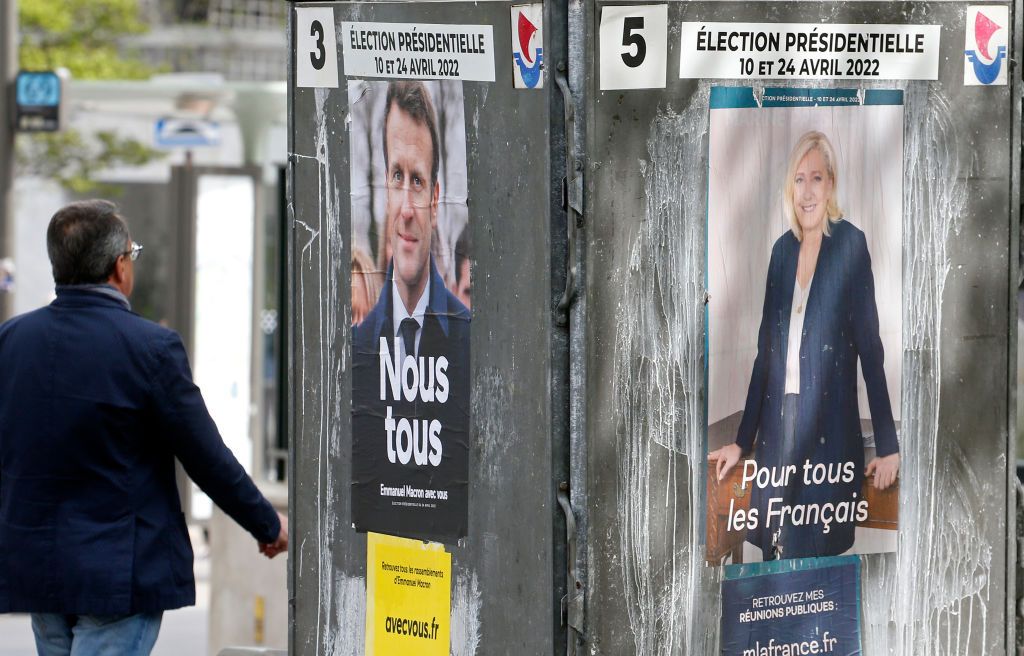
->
xmin=17 ymin=0 xmax=163 ymax=193
xmin=16 ymin=130 xmax=159 ymax=196
xmin=19 ymin=0 xmax=151 ymax=79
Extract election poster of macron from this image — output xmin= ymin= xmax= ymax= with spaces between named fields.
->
xmin=348 ymin=76 xmax=473 ymax=544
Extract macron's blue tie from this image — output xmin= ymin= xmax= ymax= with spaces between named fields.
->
xmin=400 ymin=317 xmax=419 ymax=359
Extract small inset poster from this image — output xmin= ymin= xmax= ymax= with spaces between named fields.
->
xmin=366 ymin=532 xmax=451 ymax=655
xmin=350 ymin=80 xmax=471 ymax=543
xmin=706 ymin=87 xmax=903 ymax=564
xmin=721 ymin=557 xmax=862 ymax=656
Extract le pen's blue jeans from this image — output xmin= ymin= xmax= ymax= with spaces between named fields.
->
xmin=30 ymin=612 xmax=163 ymax=656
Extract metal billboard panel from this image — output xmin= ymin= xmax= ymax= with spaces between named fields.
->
xmin=582 ymin=1 xmax=1018 ymax=654
xmin=287 ymin=1 xmax=564 ymax=653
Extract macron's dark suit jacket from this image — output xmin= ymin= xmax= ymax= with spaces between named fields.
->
xmin=351 ymin=258 xmax=470 ymax=542
xmin=0 ymin=288 xmax=279 ymax=614
xmin=736 ymin=219 xmax=898 ymax=558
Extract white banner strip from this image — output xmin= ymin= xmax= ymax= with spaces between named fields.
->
xmin=341 ymin=21 xmax=495 ymax=81
xmin=679 ymin=23 xmax=941 ymax=80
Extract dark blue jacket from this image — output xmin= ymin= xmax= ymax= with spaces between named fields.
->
xmin=0 ymin=288 xmax=280 ymax=614
xmin=351 ymin=257 xmax=470 ymax=543
xmin=736 ymin=220 xmax=898 ymax=558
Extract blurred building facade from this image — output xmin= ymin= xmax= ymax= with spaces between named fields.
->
xmin=134 ymin=0 xmax=286 ymax=81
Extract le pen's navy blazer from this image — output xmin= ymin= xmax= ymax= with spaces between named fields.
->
xmin=736 ymin=219 xmax=898 ymax=557
xmin=0 ymin=288 xmax=279 ymax=615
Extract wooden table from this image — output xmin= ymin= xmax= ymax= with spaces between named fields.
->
xmin=705 ymin=412 xmax=899 ymax=565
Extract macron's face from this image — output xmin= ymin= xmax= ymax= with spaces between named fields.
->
xmin=385 ymin=104 xmax=438 ymax=303
xmin=792 ymin=147 xmax=833 ymax=236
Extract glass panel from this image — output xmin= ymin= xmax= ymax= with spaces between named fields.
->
xmin=191 ymin=173 xmax=255 ymax=517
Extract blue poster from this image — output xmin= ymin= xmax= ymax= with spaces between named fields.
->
xmin=721 ymin=557 xmax=861 ymax=656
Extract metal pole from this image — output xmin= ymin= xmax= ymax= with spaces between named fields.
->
xmin=1006 ymin=0 xmax=1023 ymax=647
xmin=0 ymin=0 xmax=17 ymax=321
xmin=566 ymin=0 xmax=588 ymax=652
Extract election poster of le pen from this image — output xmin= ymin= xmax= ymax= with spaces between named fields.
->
xmin=349 ymin=79 xmax=472 ymax=544
xmin=706 ymin=87 xmax=903 ymax=564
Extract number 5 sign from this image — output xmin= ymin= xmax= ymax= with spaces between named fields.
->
xmin=296 ymin=6 xmax=339 ymax=88
xmin=599 ymin=5 xmax=668 ymax=90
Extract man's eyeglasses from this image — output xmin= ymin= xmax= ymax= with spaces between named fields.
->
xmin=124 ymin=242 xmax=144 ymax=261
xmin=386 ymin=173 xmax=434 ymax=208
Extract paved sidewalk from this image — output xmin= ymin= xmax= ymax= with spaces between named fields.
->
xmin=0 ymin=527 xmax=210 ymax=656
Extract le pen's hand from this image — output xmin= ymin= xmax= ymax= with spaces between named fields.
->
xmin=259 ymin=512 xmax=289 ymax=559
xmin=708 ymin=443 xmax=743 ymax=482
xmin=865 ymin=453 xmax=900 ymax=490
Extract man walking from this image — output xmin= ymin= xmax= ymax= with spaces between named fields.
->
xmin=0 ymin=200 xmax=287 ymax=655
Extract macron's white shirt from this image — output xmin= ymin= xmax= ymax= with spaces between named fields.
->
xmin=391 ymin=280 xmax=429 ymax=360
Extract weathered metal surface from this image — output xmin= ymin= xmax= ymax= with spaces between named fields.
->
xmin=287 ymin=1 xmax=563 ymax=654
xmin=582 ymin=2 xmax=1018 ymax=654
xmin=287 ymin=1 xmax=1021 ymax=654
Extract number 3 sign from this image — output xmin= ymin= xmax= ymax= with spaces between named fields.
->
xmin=296 ymin=6 xmax=339 ymax=88
xmin=599 ymin=5 xmax=668 ymax=90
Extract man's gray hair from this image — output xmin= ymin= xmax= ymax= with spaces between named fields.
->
xmin=46 ymin=200 xmax=130 ymax=285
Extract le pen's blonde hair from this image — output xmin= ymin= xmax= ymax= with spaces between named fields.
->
xmin=783 ymin=131 xmax=843 ymax=241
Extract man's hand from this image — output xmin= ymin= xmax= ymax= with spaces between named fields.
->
xmin=708 ymin=443 xmax=743 ymax=482
xmin=259 ymin=512 xmax=289 ymax=559
xmin=865 ymin=453 xmax=900 ymax=490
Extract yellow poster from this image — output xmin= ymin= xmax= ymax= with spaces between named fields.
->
xmin=365 ymin=532 xmax=451 ymax=656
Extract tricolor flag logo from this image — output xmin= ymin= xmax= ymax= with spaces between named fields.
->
xmin=964 ymin=6 xmax=1009 ymax=85
xmin=511 ymin=4 xmax=544 ymax=89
